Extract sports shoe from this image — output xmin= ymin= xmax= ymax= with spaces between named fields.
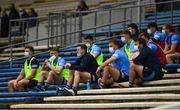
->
xmin=98 ymin=82 xmax=106 ymax=89
xmin=57 ymin=87 xmax=77 ymax=96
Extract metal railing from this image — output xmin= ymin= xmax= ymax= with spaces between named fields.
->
xmin=0 ymin=0 xmax=180 ymax=68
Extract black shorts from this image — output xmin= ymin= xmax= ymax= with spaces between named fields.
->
xmin=28 ymin=80 xmax=38 ymax=88
xmin=142 ymin=67 xmax=162 ymax=81
xmin=116 ymin=72 xmax=129 ymax=82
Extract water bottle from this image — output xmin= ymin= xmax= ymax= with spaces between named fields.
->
xmin=86 ymin=80 xmax=91 ymax=90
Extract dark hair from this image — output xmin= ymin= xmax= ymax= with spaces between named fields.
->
xmin=84 ymin=36 xmax=93 ymax=40
xmin=140 ymin=32 xmax=149 ymax=39
xmin=121 ymin=30 xmax=131 ymax=36
xmin=164 ymin=24 xmax=173 ymax=32
xmin=128 ymin=23 xmax=138 ymax=31
xmin=25 ymin=45 xmax=34 ymax=53
xmin=135 ymin=38 xmax=147 ymax=47
xmin=79 ymin=0 xmax=89 ymax=10
xmin=109 ymin=38 xmax=121 ymax=48
xmin=79 ymin=44 xmax=87 ymax=52
xmin=50 ymin=47 xmax=59 ymax=52
xmin=148 ymin=22 xmax=158 ymax=30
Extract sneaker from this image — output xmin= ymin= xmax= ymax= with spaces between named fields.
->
xmin=33 ymin=86 xmax=45 ymax=92
xmin=57 ymin=87 xmax=76 ymax=96
xmin=98 ymin=82 xmax=106 ymax=89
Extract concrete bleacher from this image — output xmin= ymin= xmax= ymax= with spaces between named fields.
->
xmin=0 ymin=36 xmax=179 ymax=109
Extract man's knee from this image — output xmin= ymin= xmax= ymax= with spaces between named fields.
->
xmin=18 ymin=79 xmax=29 ymax=85
xmin=8 ymin=80 xmax=15 ymax=86
xmin=104 ymin=66 xmax=110 ymax=70
xmin=130 ymin=62 xmax=137 ymax=69
xmin=41 ymin=71 xmax=48 ymax=77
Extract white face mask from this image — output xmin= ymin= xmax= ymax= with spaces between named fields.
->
xmin=162 ymin=30 xmax=166 ymax=34
xmin=147 ymin=29 xmax=152 ymax=35
xmin=121 ymin=37 xmax=126 ymax=43
xmin=77 ymin=53 xmax=82 ymax=57
xmin=85 ymin=43 xmax=91 ymax=48
xmin=49 ymin=55 xmax=56 ymax=61
xmin=24 ymin=52 xmax=29 ymax=58
xmin=109 ymin=47 xmax=115 ymax=53
xmin=134 ymin=45 xmax=139 ymax=51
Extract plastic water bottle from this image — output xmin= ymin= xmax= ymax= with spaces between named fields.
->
xmin=86 ymin=80 xmax=91 ymax=90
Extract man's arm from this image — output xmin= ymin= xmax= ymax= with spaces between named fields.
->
xmin=70 ymin=55 xmax=91 ymax=71
xmin=99 ymin=57 xmax=116 ymax=69
xmin=164 ymin=44 xmax=177 ymax=54
xmin=133 ymin=48 xmax=149 ymax=65
xmin=16 ymin=69 xmax=25 ymax=82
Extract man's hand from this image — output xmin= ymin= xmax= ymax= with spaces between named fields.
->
xmin=96 ymin=67 xmax=101 ymax=77
xmin=65 ymin=63 xmax=71 ymax=69
xmin=44 ymin=59 xmax=49 ymax=64
xmin=14 ymin=80 xmax=18 ymax=88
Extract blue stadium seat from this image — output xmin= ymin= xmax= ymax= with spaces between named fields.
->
xmin=165 ymin=64 xmax=180 ymax=69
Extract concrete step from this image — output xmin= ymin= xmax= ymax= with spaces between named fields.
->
xmin=78 ymin=85 xmax=180 ymax=95
xmin=10 ymin=102 xmax=179 ymax=109
xmin=112 ymin=79 xmax=180 ymax=88
xmin=44 ymin=94 xmax=180 ymax=103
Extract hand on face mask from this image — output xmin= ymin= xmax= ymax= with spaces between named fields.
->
xmin=109 ymin=47 xmax=115 ymax=53
xmin=24 ymin=52 xmax=29 ymax=58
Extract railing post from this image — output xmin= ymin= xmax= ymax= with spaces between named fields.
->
xmin=79 ymin=13 xmax=83 ymax=43
xmin=123 ymin=8 xmax=126 ymax=30
xmin=36 ymin=18 xmax=39 ymax=46
xmin=171 ymin=0 xmax=174 ymax=24
xmin=108 ymin=10 xmax=112 ymax=37
xmin=47 ymin=13 xmax=50 ymax=49
xmin=94 ymin=12 xmax=97 ymax=39
xmin=9 ymin=20 xmax=13 ymax=68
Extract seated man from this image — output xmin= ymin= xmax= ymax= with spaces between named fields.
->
xmin=8 ymin=46 xmax=41 ymax=92
xmin=162 ymin=24 xmax=180 ymax=64
xmin=58 ymin=44 xmax=98 ymax=96
xmin=121 ymin=30 xmax=139 ymax=61
xmin=140 ymin=32 xmax=166 ymax=66
xmin=36 ymin=47 xmax=69 ymax=91
xmin=96 ymin=38 xmax=130 ymax=88
xmin=127 ymin=23 xmax=139 ymax=40
xmin=84 ymin=35 xmax=103 ymax=66
xmin=129 ymin=38 xmax=163 ymax=87
xmin=147 ymin=22 xmax=166 ymax=49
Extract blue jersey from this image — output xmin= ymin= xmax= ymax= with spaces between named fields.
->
xmin=112 ymin=49 xmax=130 ymax=76
xmin=50 ymin=57 xmax=66 ymax=68
xmin=147 ymin=39 xmax=158 ymax=53
xmin=154 ymin=31 xmax=166 ymax=42
xmin=89 ymin=44 xmax=102 ymax=57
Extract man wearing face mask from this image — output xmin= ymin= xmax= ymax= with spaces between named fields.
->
xmin=163 ymin=24 xmax=180 ymax=64
xmin=121 ymin=30 xmax=139 ymax=61
xmin=57 ymin=44 xmax=98 ymax=96
xmin=127 ymin=23 xmax=139 ymax=40
xmin=96 ymin=38 xmax=130 ymax=88
xmin=147 ymin=22 xmax=166 ymax=50
xmin=8 ymin=46 xmax=41 ymax=92
xmin=36 ymin=47 xmax=69 ymax=91
xmin=127 ymin=38 xmax=163 ymax=87
xmin=84 ymin=36 xmax=103 ymax=66
xmin=140 ymin=32 xmax=166 ymax=66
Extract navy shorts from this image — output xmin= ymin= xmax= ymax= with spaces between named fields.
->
xmin=28 ymin=80 xmax=38 ymax=88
